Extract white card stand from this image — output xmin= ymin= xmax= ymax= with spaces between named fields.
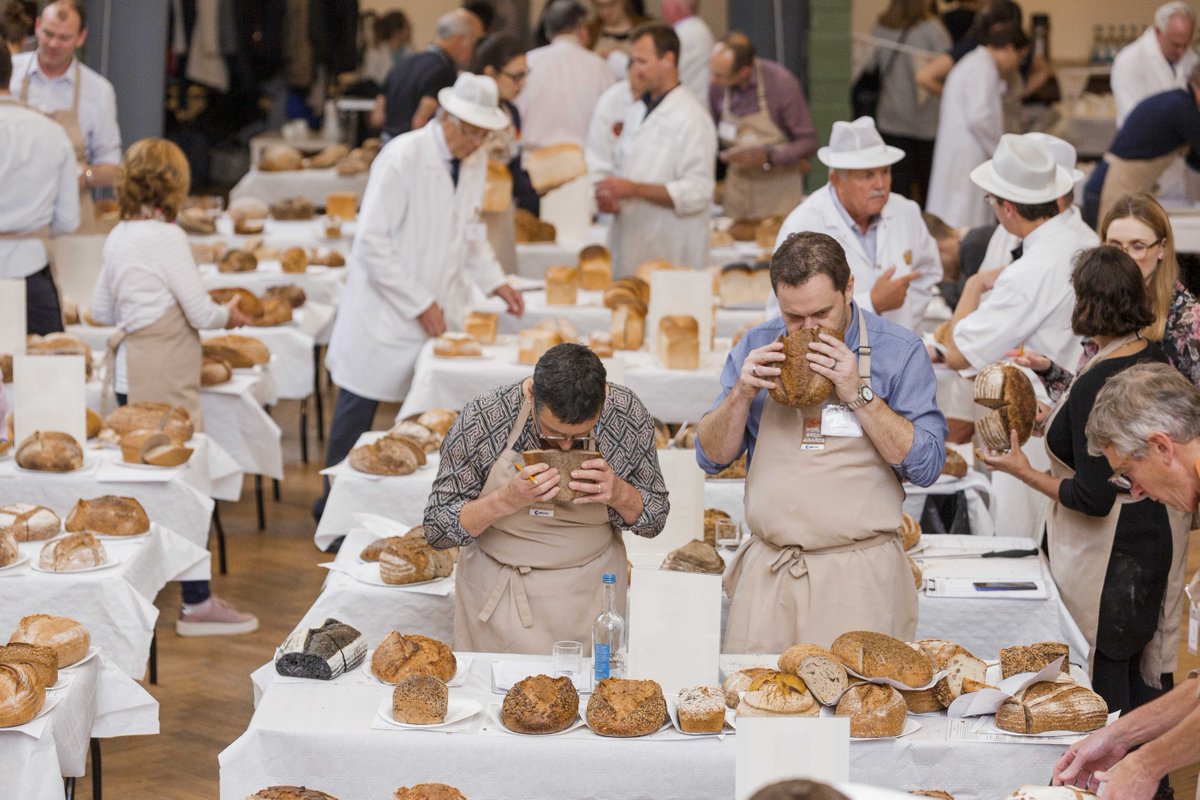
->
xmin=623 ymin=449 xmax=703 ymax=567
xmin=736 ymin=717 xmax=850 ymax=800
xmin=0 ymin=279 xmax=26 ymax=374
xmin=648 ymin=271 xmax=714 ymax=363
xmin=539 ymin=175 xmax=592 ymax=243
xmin=600 ymin=355 xmax=625 ymax=385
xmin=13 ymin=354 xmax=87 ymax=447
xmin=626 ymin=567 xmax=721 ymax=693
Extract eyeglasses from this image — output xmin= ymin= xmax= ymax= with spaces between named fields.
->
xmin=1107 ymin=239 xmax=1162 ymax=259
xmin=1107 ymin=465 xmax=1133 ymax=491
xmin=449 ymin=115 xmax=490 ymax=143
xmin=501 ymin=69 xmax=529 ymax=81
xmin=532 ymin=398 xmax=596 ymax=446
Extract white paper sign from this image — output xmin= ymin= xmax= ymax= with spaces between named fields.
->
xmin=600 ymin=355 xmax=625 ymax=385
xmin=538 ymin=175 xmax=592 ymax=243
xmin=0 ymin=279 xmax=26 ymax=360
xmin=623 ymin=449 xmax=703 ymax=559
xmin=626 ymin=567 xmax=720 ymax=693
xmin=946 ymin=656 xmax=1067 ymax=717
xmin=13 ymin=355 xmax=86 ymax=446
xmin=648 ymin=270 xmax=715 ymax=358
xmin=736 ymin=716 xmax=850 ymax=800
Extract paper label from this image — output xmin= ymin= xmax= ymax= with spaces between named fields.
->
xmin=626 ymin=568 xmax=721 ymax=693
xmin=0 ymin=279 xmax=26 ymax=359
xmin=1188 ymin=606 xmax=1197 ymax=656
xmin=821 ymin=404 xmax=863 ymax=437
xmin=801 ymin=417 xmax=825 ymax=450
xmin=529 ymin=507 xmax=554 ymax=518
xmin=13 ymin=355 xmax=86 ymax=446
xmin=594 ymin=643 xmax=611 ymax=681
xmin=736 ymin=717 xmax=849 ymax=800
xmin=718 ymin=121 xmax=739 ymax=143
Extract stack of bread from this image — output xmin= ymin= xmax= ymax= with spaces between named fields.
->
xmin=545 ymin=266 xmax=579 ymax=305
xmin=500 ymin=674 xmax=579 ymax=734
xmin=370 ymin=632 xmax=456 ymax=684
xmin=586 ymin=677 xmax=668 ymax=736
xmin=379 ymin=536 xmax=456 ymax=585
xmin=974 ymin=363 xmax=1037 ymax=452
xmin=0 ymin=504 xmax=61 ymax=542
xmin=103 ymin=403 xmax=194 ymax=446
xmin=15 ymin=432 xmax=83 ymax=472
xmin=578 ymin=245 xmax=612 ymax=291
xmin=433 ymin=332 xmax=483 ymax=358
xmin=274 ymin=618 xmax=366 ymax=680
xmin=348 ymin=432 xmax=426 ymax=476
xmin=26 ymin=333 xmax=93 ymax=379
xmin=65 ymin=496 xmax=150 ymax=536
xmin=827 ymin=630 xmax=941 ymax=737
xmin=657 ymin=314 xmax=700 ymax=369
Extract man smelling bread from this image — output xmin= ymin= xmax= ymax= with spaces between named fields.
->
xmin=697 ymin=232 xmax=947 ymax=652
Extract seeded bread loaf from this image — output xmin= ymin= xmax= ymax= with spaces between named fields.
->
xmin=392 ymin=784 xmax=468 ymax=800
xmin=587 ymin=677 xmax=668 ymax=736
xmin=831 ymin=631 xmax=935 ymax=687
xmin=501 ymin=674 xmax=579 ymax=734
xmin=1000 ymin=642 xmax=1070 ymax=679
xmin=391 ymin=674 xmax=448 ymax=724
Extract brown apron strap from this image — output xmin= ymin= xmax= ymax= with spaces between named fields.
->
xmin=0 ymin=226 xmax=51 ymax=241
xmin=478 ymin=564 xmax=534 ymax=627
xmin=765 ymin=531 xmax=896 ymax=579
xmin=70 ymin=61 xmax=81 ymax=116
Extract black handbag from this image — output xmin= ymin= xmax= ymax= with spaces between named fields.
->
xmin=851 ymin=28 xmax=910 ymax=119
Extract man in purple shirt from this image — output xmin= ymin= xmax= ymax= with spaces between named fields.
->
xmin=708 ymin=32 xmax=817 ymax=220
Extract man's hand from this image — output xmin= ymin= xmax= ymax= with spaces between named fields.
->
xmin=595 ymin=176 xmax=635 ymax=213
xmin=492 ymin=284 xmax=525 ymax=317
xmin=570 ymin=457 xmax=621 ymax=505
xmin=1006 ymin=347 xmax=1050 ymax=373
xmin=501 ymin=461 xmax=560 ymax=509
xmin=735 ymin=341 xmax=786 ymax=399
xmin=719 ymin=148 xmax=769 ymax=167
xmin=1053 ymin=725 xmax=1129 ymax=791
xmin=1093 ymin=755 xmax=1160 ymax=800
xmin=806 ymin=333 xmax=861 ymax=404
xmin=870 ymin=267 xmax=921 ymax=313
xmin=417 ymin=302 xmax=447 ymax=337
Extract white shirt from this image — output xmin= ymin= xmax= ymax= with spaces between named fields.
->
xmin=1112 ymin=27 xmax=1199 ymax=127
xmin=674 ymin=15 xmax=714 ymax=102
xmin=514 ymin=35 xmax=615 ymax=150
xmin=9 ymin=53 xmax=122 ymax=165
xmin=0 ymin=99 xmax=79 ymax=277
xmin=584 ymin=79 xmax=637 ymax=178
xmin=952 ymin=212 xmax=1099 ymax=375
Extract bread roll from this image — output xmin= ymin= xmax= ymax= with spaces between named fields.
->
xmin=253 ymin=296 xmax=293 ymax=327
xmin=578 ymin=245 xmax=612 ymax=291
xmin=517 ymin=328 xmax=563 ymax=365
xmin=433 ymin=333 xmax=483 ymax=358
xmin=831 ymin=631 xmax=935 ymax=687
xmin=392 ymin=784 xmax=468 ymax=800
xmin=778 ymin=644 xmax=849 ymax=706
xmin=514 ymin=208 xmax=555 ymax=242
xmin=258 ymin=144 xmax=304 ymax=171
xmin=994 ymin=679 xmax=1108 ymax=734
xmin=728 ymin=219 xmax=758 ymax=241
xmin=66 ymin=496 xmax=150 ymax=536
xmin=39 ymin=531 xmax=107 ymax=571
xmin=737 ymin=671 xmax=818 ymax=717
xmin=719 ymin=264 xmax=772 ymax=308
xmin=349 ymin=433 xmax=425 ymax=476
xmin=0 ymin=643 xmax=58 ymax=688
xmin=201 ymin=356 xmax=233 ymax=386
xmin=391 ymin=674 xmax=448 ymax=724
xmin=270 ymin=197 xmax=316 ymax=219
xmin=942 ymin=448 xmax=968 ymax=478
xmin=0 ymin=662 xmax=45 ymax=727
xmin=587 ymin=677 xmax=668 ymax=736
xmin=677 ymin=685 xmax=726 ymax=733
xmin=721 ymin=666 xmax=771 ymax=708
xmin=525 ymin=143 xmax=587 ymax=193
xmin=835 ymin=683 xmax=907 ymax=737
xmin=974 ymin=363 xmax=1036 ymax=452
xmin=501 ymin=673 xmax=580 ymax=734
xmin=275 ymin=618 xmax=366 ymax=680
xmin=281 ymin=247 xmax=308 ymax=274
xmin=463 ymin=312 xmax=498 ymax=345
xmin=1000 ymin=642 xmax=1070 ymax=679
xmin=0 ymin=504 xmax=62 ymax=542
xmin=205 ymin=335 xmax=271 ymax=367
xmin=10 ymin=615 xmax=89 ymax=667
xmin=302 ymin=144 xmax=349 ymax=170
xmin=371 ymin=632 xmax=456 ymax=683
xmin=219 ymin=249 xmax=258 ymax=273
xmin=379 ymin=537 xmax=456 ymax=585
xmin=325 ymin=192 xmax=358 ymax=220
xmin=611 ymin=304 xmax=645 ymax=350
xmin=768 ymin=327 xmax=840 ymax=408
xmin=545 ymin=266 xmax=579 ymax=306
xmin=657 ymin=315 xmax=699 ymax=369
xmin=661 ymin=540 xmax=725 ymax=574
xmin=416 ymin=409 xmax=457 ymax=437
xmin=264 ymin=285 xmax=307 ymax=309
xmin=103 ymin=403 xmax=193 ymax=445
xmin=16 ymin=431 xmax=83 ymax=472
xmin=209 ymin=287 xmax=264 ymax=319
xmin=522 ymin=449 xmax=601 ymax=504
xmin=246 ymin=787 xmax=339 ymax=800
xmin=0 ymin=530 xmax=16 ymax=568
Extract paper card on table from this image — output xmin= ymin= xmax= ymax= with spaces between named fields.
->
xmin=626 ymin=567 xmax=720 ymax=693
xmin=538 ymin=175 xmax=592 ymax=242
xmin=736 ymin=716 xmax=850 ymax=800
xmin=946 ymin=656 xmax=1066 ymax=718
xmin=624 ymin=449 xmax=703 ymax=558
xmin=13 ymin=354 xmax=86 ymax=446
xmin=0 ymin=279 xmax=26 ymax=359
xmin=648 ymin=270 xmax=715 ymax=359
xmin=599 ymin=355 xmax=624 ymax=385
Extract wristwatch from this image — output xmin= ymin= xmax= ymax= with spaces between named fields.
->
xmin=846 ymin=383 xmax=875 ymax=411
xmin=761 ymin=150 xmax=773 ymax=172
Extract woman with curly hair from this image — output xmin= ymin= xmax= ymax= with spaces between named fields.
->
xmin=91 ymin=137 xmax=257 ymax=636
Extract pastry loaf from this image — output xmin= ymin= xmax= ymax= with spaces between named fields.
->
xmin=0 ymin=662 xmax=45 ymax=728
xmin=737 ymin=671 xmax=819 ymax=717
xmin=325 ymin=192 xmax=357 ymax=220
xmin=721 ymin=666 xmax=771 ymax=708
xmin=657 ymin=315 xmax=700 ymax=369
xmin=974 ymin=363 xmax=1037 ymax=452
xmin=611 ymin=304 xmax=645 ymax=350
xmin=0 ymin=530 xmax=16 ymax=568
xmin=247 ymin=787 xmax=339 ymax=800
xmin=677 ymin=685 xmax=725 ymax=733
xmin=994 ymin=680 xmax=1108 ymax=734
xmin=768 ymin=327 xmax=840 ymax=409
xmin=379 ymin=537 xmax=456 ymax=585
xmin=831 ymin=631 xmax=935 ymax=687
xmin=16 ymin=431 xmax=83 ymax=472
xmin=201 ymin=356 xmax=232 ymax=386
xmin=66 ymin=496 xmax=150 ymax=536
xmin=1000 ymin=642 xmax=1070 ymax=679
xmin=275 ymin=618 xmax=366 ymax=680
xmin=778 ymin=644 xmax=848 ymax=706
xmin=463 ymin=312 xmax=498 ymax=345
xmin=482 ymin=160 xmax=512 ymax=213
xmin=545 ymin=266 xmax=579 ymax=306
xmin=10 ymin=615 xmax=89 ymax=667
xmin=522 ymin=449 xmax=600 ymax=504
xmin=719 ymin=264 xmax=772 ymax=308
xmin=433 ymin=332 xmax=483 ymax=358
xmin=835 ymin=683 xmax=907 ymax=737
xmin=393 ymin=785 xmax=468 ymax=800
xmin=209 ymin=287 xmax=264 ymax=319
xmin=517 ymin=328 xmax=563 ymax=365
xmin=391 ymin=674 xmax=448 ymax=724
xmin=525 ymin=143 xmax=587 ymax=193
xmin=39 ymin=532 xmax=106 ymax=572
xmin=661 ymin=540 xmax=725 ymax=574
xmin=0 ymin=643 xmax=58 ymax=688
xmin=587 ymin=677 xmax=668 ymax=736
xmin=371 ymin=632 xmax=456 ymax=683
xmin=0 ymin=504 xmax=61 ymax=542
xmin=501 ymin=674 xmax=579 ymax=734
xmin=579 ymin=245 xmax=612 ymax=291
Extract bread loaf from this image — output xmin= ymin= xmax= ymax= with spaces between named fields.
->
xmin=611 ymin=304 xmax=645 ymax=350
xmin=899 ymin=686 xmax=944 ymax=714
xmin=657 ymin=315 xmax=700 ymax=369
xmin=501 ymin=673 xmax=580 ymax=734
xmin=219 ymin=249 xmax=258 ymax=273
xmin=661 ymin=540 xmax=725 ymax=574
xmin=39 ymin=532 xmax=106 ymax=571
xmin=517 ymin=327 xmax=563 ymax=365
xmin=587 ymin=677 xmax=668 ymax=736
xmin=416 ymin=409 xmax=457 ymax=437
xmin=371 ymin=632 xmax=456 ymax=683
xmin=911 ymin=791 xmax=955 ymax=800
xmin=1007 ymin=787 xmax=1096 ymax=800
xmin=587 ymin=331 xmax=614 ymax=358
xmin=349 ymin=433 xmax=425 ymax=476
xmin=360 ymin=533 xmax=415 ymax=562
xmin=16 ymin=431 xmax=83 ymax=472
xmin=177 ymin=207 xmax=217 ymax=235
xmin=719 ymin=264 xmax=772 ymax=307
xmin=201 ymin=357 xmax=232 ymax=386
xmin=749 ymin=780 xmax=851 ymax=800
xmin=525 ymin=143 xmax=587 ymax=193
xmin=545 ymin=265 xmax=579 ymax=306
xmin=721 ymin=666 xmax=771 ymax=708
xmin=325 ymin=192 xmax=358 ymax=220
xmin=280 ymin=247 xmax=308 ymax=274
xmin=258 ymin=144 xmax=304 ymax=172
xmin=737 ymin=671 xmax=819 ymax=717
xmin=579 ymin=245 xmax=612 ymax=291
xmin=463 ymin=312 xmax=498 ymax=345
xmin=514 ymin=208 xmax=555 ymax=242
xmin=482 ymin=160 xmax=513 ymax=212
xmin=390 ymin=421 xmax=441 ymax=453
xmin=206 ymin=335 xmax=271 ymax=367
xmin=66 ymin=496 xmax=150 ymax=536
xmin=302 ymin=145 xmax=348 ymax=170
xmin=974 ymin=363 xmax=1037 ymax=452
xmin=270 ymin=196 xmax=316 ymax=219
xmin=728 ymin=219 xmax=758 ymax=241
xmin=228 ymin=197 xmax=269 ymax=222
xmin=835 ymin=683 xmax=907 ymax=737
xmin=603 ymin=277 xmax=650 ymax=314
xmin=308 ymin=249 xmax=345 ymax=267
xmin=768 ymin=327 xmax=840 ymax=408
xmin=433 ymin=333 xmax=483 ymax=358
xmin=209 ymin=287 xmax=264 ymax=319
xmin=0 ymin=643 xmax=58 ymax=688
xmin=275 ymin=618 xmax=367 ymax=680
xmin=247 ymin=787 xmax=339 ymax=800
xmin=103 ymin=403 xmax=194 ymax=445
xmin=677 ymin=685 xmax=726 ymax=733
xmin=391 ymin=674 xmax=448 ymax=724
xmin=10 ymin=615 xmax=89 ymax=666
xmin=522 ymin=449 xmax=600 ymax=504
xmin=265 ymin=285 xmax=307 ymax=309
xmin=1000 ymin=642 xmax=1070 ymax=679
xmin=995 ymin=679 xmax=1108 ymax=734
xmin=942 ymin=447 xmax=968 ymax=478
xmin=338 ymin=147 xmax=374 ymax=176
xmin=0 ymin=662 xmax=45 ymax=727
xmin=253 ymin=296 xmax=294 ymax=327
xmin=392 ymin=784 xmax=468 ymax=800
xmin=0 ymin=504 xmax=61 ymax=542
xmin=932 ymin=652 xmax=991 ymax=706
xmin=0 ymin=529 xmax=16 ymax=568
xmin=831 ymin=631 xmax=935 ymax=687
xmin=26 ymin=333 xmax=93 ymax=379
xmin=778 ymin=644 xmax=848 ymax=706
xmin=379 ymin=537 xmax=456 ymax=585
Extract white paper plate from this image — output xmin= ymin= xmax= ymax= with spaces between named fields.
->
xmin=0 ymin=556 xmax=29 ymax=574
xmin=375 ymin=696 xmax=481 ymax=730
xmin=666 ymin=694 xmax=735 ymax=736
xmin=30 ymin=557 xmax=121 ymax=574
xmin=982 ymin=717 xmax=1106 ymax=738
xmin=362 ymin=650 xmax=471 ymax=688
xmin=61 ymin=647 xmax=98 ymax=670
xmin=843 ymin=667 xmax=945 ymax=692
xmin=345 ymin=566 xmax=443 ymax=589
xmin=581 ymin=706 xmax=672 ymax=738
xmin=47 ymin=673 xmax=75 ymax=692
xmin=13 ymin=459 xmax=94 ymax=477
xmin=851 ymin=717 xmax=922 ymax=741
xmin=0 ymin=692 xmax=61 ymax=728
xmin=113 ymin=459 xmax=185 ymax=471
xmin=92 ymin=522 xmax=155 ymax=541
xmin=488 ymin=703 xmax=586 ymax=736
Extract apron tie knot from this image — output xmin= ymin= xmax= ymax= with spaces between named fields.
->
xmin=478 ymin=564 xmax=536 ymax=629
xmin=768 ymin=545 xmax=809 ymax=579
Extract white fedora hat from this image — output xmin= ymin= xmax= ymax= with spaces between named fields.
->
xmin=1024 ymin=132 xmax=1085 ymax=184
xmin=970 ymin=134 xmax=1075 ymax=205
xmin=816 ymin=116 xmax=905 ymax=170
xmin=437 ymin=73 xmax=510 ymax=131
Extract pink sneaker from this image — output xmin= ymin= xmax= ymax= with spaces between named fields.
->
xmin=175 ymin=595 xmax=259 ymax=637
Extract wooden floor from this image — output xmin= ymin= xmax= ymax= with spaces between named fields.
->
xmin=67 ymin=397 xmax=1200 ymax=799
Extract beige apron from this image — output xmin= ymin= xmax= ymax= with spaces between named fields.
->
xmin=104 ymin=303 xmax=205 ymax=430
xmin=454 ymin=393 xmax=628 ymax=653
xmin=1043 ymin=336 xmax=1189 ymax=685
xmin=723 ymin=309 xmax=916 ymax=652
xmin=20 ymin=59 xmax=97 ymax=234
xmin=1098 ymin=149 xmax=1184 ymax=231
xmin=719 ymin=62 xmax=806 ymax=221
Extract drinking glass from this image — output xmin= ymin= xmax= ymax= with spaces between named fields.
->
xmin=715 ymin=519 xmax=741 ymax=549
xmin=552 ymin=640 xmax=583 ymax=687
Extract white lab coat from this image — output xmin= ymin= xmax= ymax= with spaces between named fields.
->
xmin=584 ymin=79 xmax=637 ymax=179
xmin=765 ymin=185 xmax=943 ymax=332
xmin=978 ymin=206 xmax=1093 ymax=276
xmin=926 ymin=46 xmax=1005 ymax=228
xmin=603 ymin=86 xmax=717 ymax=276
xmin=674 ymin=15 xmax=715 ymax=103
xmin=326 ymin=123 xmax=506 ymax=402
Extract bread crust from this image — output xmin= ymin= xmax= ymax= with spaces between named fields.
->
xmin=65 ymin=496 xmax=150 ymax=536
xmin=835 ymin=683 xmax=907 ymax=737
xmin=501 ymin=674 xmax=580 ymax=734
xmin=831 ymin=631 xmax=935 ymax=687
xmin=768 ymin=327 xmax=840 ymax=408
xmin=371 ymin=633 xmax=455 ymax=683
xmin=586 ymin=677 xmax=668 ymax=736
xmin=9 ymin=615 xmax=89 ymax=667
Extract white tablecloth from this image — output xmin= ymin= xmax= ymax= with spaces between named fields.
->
xmin=229 ymin=167 xmax=368 ymax=207
xmin=199 ymin=262 xmax=345 ymax=309
xmin=398 ymin=338 xmax=728 ymax=424
xmin=2 ymin=651 xmax=159 ymax=799
xmin=0 ymin=524 xmax=210 ymax=678
xmin=222 ymin=651 xmax=1066 ymax=800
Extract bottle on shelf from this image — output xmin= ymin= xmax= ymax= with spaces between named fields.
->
xmin=592 ymin=572 xmax=626 ymax=682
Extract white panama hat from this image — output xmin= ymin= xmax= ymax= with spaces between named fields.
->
xmin=816 ymin=116 xmax=905 ymax=170
xmin=970 ymin=134 xmax=1075 ymax=205
xmin=437 ymin=73 xmax=510 ymax=131
xmin=1024 ymin=132 xmax=1085 ymax=184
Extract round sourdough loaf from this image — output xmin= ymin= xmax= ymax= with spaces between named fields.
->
xmin=721 ymin=666 xmax=771 ymax=708
xmin=371 ymin=633 xmax=455 ymax=683
xmin=0 ymin=503 xmax=61 ymax=542
xmin=768 ymin=327 xmax=841 ymax=409
xmin=586 ymin=677 xmax=667 ymax=736
xmin=835 ymin=683 xmax=907 ymax=737
xmin=777 ymin=644 xmax=848 ymax=706
xmin=392 ymin=784 xmax=468 ymax=800
xmin=501 ymin=674 xmax=579 ymax=734
xmin=737 ymin=671 xmax=819 ymax=716
xmin=9 ymin=614 xmax=89 ymax=666
xmin=0 ymin=662 xmax=46 ymax=728
xmin=39 ymin=532 xmax=106 ymax=572
xmin=16 ymin=431 xmax=83 ymax=472
xmin=66 ymin=496 xmax=150 ymax=536
xmin=0 ymin=529 xmax=16 ymax=568
xmin=974 ymin=363 xmax=1036 ymax=451
xmin=831 ymin=631 xmax=935 ymax=687
xmin=247 ymin=787 xmax=339 ymax=800
xmin=0 ymin=643 xmax=58 ymax=688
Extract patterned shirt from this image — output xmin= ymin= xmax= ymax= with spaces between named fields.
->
xmin=423 ymin=382 xmax=670 ymax=549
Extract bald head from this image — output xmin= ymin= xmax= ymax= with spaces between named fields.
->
xmin=710 ymin=32 xmax=755 ymax=89
xmin=435 ymin=9 xmax=484 ymax=68
xmin=1154 ymin=2 xmax=1196 ymax=63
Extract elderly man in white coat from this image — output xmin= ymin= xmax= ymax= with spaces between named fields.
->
xmin=594 ymin=23 xmax=716 ymax=277
xmin=315 ymin=74 xmax=525 ymax=522
xmin=767 ymin=117 xmax=941 ymax=333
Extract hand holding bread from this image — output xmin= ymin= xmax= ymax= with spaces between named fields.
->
xmin=737 ymin=341 xmax=785 ymax=398
xmin=502 ymin=461 xmax=560 ymax=509
xmin=804 ymin=331 xmax=861 ymax=404
xmin=567 ymin=457 xmax=618 ymax=505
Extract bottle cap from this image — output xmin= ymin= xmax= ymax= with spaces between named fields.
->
xmin=602 ymin=573 xmax=616 ymax=584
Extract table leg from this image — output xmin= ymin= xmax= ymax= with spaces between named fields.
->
xmin=90 ymin=738 xmax=102 ymax=800
xmin=64 ymin=777 xmax=75 ymax=800
xmin=300 ymin=396 xmax=310 ymax=464
xmin=272 ymin=479 xmax=281 ymax=502
xmin=212 ymin=504 xmax=227 ymax=576
xmin=148 ymin=631 xmax=157 ymax=685
xmin=255 ymin=475 xmax=265 ymax=530
xmin=313 ymin=345 xmax=326 ymax=443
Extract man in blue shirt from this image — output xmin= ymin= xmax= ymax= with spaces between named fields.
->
xmin=697 ymin=231 xmax=946 ymax=652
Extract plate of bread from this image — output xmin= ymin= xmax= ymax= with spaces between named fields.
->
xmin=666 ymin=686 xmax=735 ymax=736
xmin=376 ymin=695 xmax=481 ymax=730
xmin=361 ymin=648 xmax=470 ymax=688
xmin=0 ymin=556 xmax=29 ymax=574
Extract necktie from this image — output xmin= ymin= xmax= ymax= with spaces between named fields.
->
xmin=1010 ymin=242 xmax=1024 ymax=261
xmin=450 ymin=158 xmax=461 ymax=187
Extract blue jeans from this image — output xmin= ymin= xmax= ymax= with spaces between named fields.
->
xmin=312 ymin=386 xmax=379 ymax=525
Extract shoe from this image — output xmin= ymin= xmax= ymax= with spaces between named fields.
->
xmin=175 ymin=595 xmax=259 ymax=637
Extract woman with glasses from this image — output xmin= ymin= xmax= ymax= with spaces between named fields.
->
xmin=981 ymin=246 xmax=1185 ymax=716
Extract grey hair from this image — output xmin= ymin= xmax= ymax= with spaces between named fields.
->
xmin=1085 ymin=363 xmax=1200 ymax=457
xmin=437 ymin=9 xmax=476 ymax=40
xmin=542 ymin=0 xmax=588 ymax=39
xmin=1155 ymin=1 xmax=1196 ymax=30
